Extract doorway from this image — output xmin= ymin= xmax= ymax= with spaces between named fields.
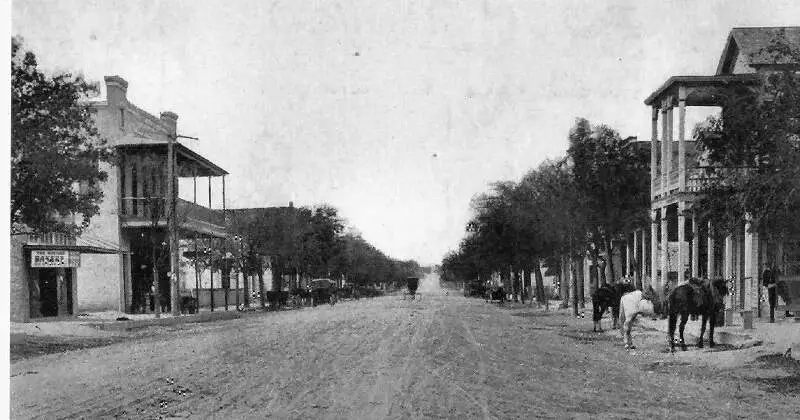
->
xmin=36 ymin=268 xmax=73 ymax=317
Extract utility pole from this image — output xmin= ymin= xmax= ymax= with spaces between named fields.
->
xmin=167 ymin=132 xmax=199 ymax=316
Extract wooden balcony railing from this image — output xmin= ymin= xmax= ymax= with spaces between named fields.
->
xmin=120 ymin=197 xmax=224 ymax=228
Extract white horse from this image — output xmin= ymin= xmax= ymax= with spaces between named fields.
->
xmin=618 ymin=290 xmax=655 ymax=350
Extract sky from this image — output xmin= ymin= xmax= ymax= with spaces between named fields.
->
xmin=10 ymin=0 xmax=800 ymax=265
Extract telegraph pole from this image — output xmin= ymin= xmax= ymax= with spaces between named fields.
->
xmin=167 ymin=132 xmax=199 ymax=316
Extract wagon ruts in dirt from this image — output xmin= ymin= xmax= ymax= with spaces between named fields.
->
xmin=403 ymin=277 xmax=421 ymax=300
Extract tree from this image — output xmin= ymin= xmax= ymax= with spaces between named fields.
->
xmin=11 ymin=37 xmax=114 ymax=234
xmin=567 ymin=118 xmax=650 ymax=287
xmin=694 ymin=33 xmax=800 ymax=240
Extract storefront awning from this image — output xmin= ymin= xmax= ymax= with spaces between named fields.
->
xmin=23 ymin=244 xmax=125 ymax=254
xmin=21 ymin=234 xmax=128 ymax=254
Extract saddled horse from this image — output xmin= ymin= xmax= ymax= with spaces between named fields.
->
xmin=618 ymin=289 xmax=656 ymax=349
xmin=591 ymin=282 xmax=636 ymax=332
xmin=485 ymin=286 xmax=506 ymax=304
xmin=666 ymin=278 xmax=729 ymax=352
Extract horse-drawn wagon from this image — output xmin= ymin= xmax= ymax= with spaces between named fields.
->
xmin=403 ymin=277 xmax=420 ymax=300
xmin=309 ymin=278 xmax=338 ymax=307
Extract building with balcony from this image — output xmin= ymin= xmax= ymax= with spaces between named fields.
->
xmin=644 ymin=27 xmax=800 ymax=321
xmin=10 ymin=75 xmax=229 ymax=321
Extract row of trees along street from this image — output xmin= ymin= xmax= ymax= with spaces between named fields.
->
xmin=440 ymin=118 xmax=650 ymax=314
xmin=11 ymin=37 xmax=422 ymax=311
xmin=441 ymin=36 xmax=800 ymax=314
xmin=186 ymin=205 xmax=423 ymax=309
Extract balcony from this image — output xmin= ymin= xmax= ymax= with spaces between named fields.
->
xmin=651 ymin=176 xmax=661 ymax=193
xmin=686 ymin=168 xmax=706 ymax=192
xmin=120 ymin=197 xmax=226 ymax=237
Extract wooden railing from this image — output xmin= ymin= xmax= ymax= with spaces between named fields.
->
xmin=120 ymin=197 xmax=224 ymax=227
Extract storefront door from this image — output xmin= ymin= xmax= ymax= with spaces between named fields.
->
xmin=38 ymin=268 xmax=58 ymax=317
xmin=35 ymin=268 xmax=73 ymax=317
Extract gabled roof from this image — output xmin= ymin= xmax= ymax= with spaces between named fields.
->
xmin=717 ymin=27 xmax=800 ymax=74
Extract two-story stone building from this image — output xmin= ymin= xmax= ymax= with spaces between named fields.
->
xmin=644 ymin=27 xmax=800 ymax=322
xmin=11 ymin=76 xmax=229 ymax=321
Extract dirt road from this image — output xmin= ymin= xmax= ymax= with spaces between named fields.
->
xmin=11 ymin=274 xmax=800 ymax=419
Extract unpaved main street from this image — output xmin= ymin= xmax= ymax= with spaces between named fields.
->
xmin=11 ymin=275 xmax=800 ymax=419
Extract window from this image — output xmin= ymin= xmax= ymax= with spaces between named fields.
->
xmin=120 ymin=108 xmax=125 ymax=129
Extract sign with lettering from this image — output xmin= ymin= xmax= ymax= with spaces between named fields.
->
xmin=31 ymin=250 xmax=81 ymax=268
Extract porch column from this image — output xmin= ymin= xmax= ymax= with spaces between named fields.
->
xmin=651 ymin=107 xmax=659 ymax=196
xmin=124 ymin=155 xmax=134 ymax=215
xmin=678 ymin=201 xmax=687 ymax=283
xmin=651 ymin=209 xmax=659 ymax=290
xmin=744 ymin=215 xmax=759 ymax=312
xmin=678 ymin=86 xmax=687 ymax=192
xmin=660 ymin=206 xmax=669 ymax=291
xmin=208 ymin=176 xmax=212 ymax=208
xmin=644 ymin=226 xmax=651 ymax=289
xmin=724 ymin=234 xmax=735 ymax=309
xmin=691 ymin=211 xmax=699 ymax=278
xmin=193 ymin=168 xmax=197 ymax=204
xmin=138 ymin=156 xmax=147 ymax=215
xmin=661 ymin=108 xmax=670 ymax=187
xmin=56 ymin=268 xmax=68 ymax=316
xmin=633 ymin=229 xmax=640 ymax=286
xmin=707 ymin=220 xmax=715 ymax=279
xmin=626 ymin=235 xmax=632 ymax=278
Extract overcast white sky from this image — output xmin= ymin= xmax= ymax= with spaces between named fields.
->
xmin=11 ymin=0 xmax=800 ymax=265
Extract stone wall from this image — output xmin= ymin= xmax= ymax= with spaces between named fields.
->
xmin=10 ymin=236 xmax=30 ymax=322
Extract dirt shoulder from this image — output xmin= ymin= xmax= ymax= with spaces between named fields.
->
xmin=10 ymin=292 xmax=800 ymax=419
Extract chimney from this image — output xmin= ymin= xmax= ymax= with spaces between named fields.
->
xmin=288 ymin=201 xmax=294 ymax=208
xmin=104 ymin=75 xmax=128 ymax=105
xmin=159 ymin=111 xmax=179 ymax=134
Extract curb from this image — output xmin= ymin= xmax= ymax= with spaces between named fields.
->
xmin=637 ymin=318 xmax=762 ymax=349
xmin=87 ymin=311 xmax=242 ymax=332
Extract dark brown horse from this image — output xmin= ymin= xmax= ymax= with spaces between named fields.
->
xmin=591 ymin=282 xmax=636 ymax=332
xmin=666 ymin=278 xmax=729 ymax=352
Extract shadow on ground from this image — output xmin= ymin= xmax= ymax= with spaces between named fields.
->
xmin=748 ymin=354 xmax=800 ymax=395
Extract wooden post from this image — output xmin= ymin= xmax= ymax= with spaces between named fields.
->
xmin=210 ymin=236 xmax=215 ymax=312
xmin=56 ymin=268 xmax=67 ymax=316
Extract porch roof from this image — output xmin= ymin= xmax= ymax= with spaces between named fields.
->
xmin=643 ymin=74 xmax=761 ymax=107
xmin=116 ymin=143 xmax=229 ymax=177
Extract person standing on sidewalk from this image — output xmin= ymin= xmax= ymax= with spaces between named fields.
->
xmin=763 ymin=264 xmax=778 ymax=323
xmin=775 ymin=267 xmax=794 ymax=319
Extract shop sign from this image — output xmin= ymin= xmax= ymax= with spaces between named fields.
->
xmin=31 ymin=250 xmax=81 ymax=268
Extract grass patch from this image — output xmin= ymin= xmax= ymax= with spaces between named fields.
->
xmin=10 ymin=335 xmax=127 ymax=362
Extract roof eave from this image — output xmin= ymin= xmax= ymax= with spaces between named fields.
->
xmin=715 ymin=31 xmax=738 ymax=75
xmin=115 ymin=143 xmax=229 ymax=176
xmin=643 ymin=74 xmax=761 ymax=107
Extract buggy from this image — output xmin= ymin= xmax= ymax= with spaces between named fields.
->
xmin=309 ymin=278 xmax=338 ymax=307
xmin=403 ymin=277 xmax=420 ymax=300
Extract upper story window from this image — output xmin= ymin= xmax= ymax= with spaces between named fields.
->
xmin=120 ymin=108 xmax=125 ymax=129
